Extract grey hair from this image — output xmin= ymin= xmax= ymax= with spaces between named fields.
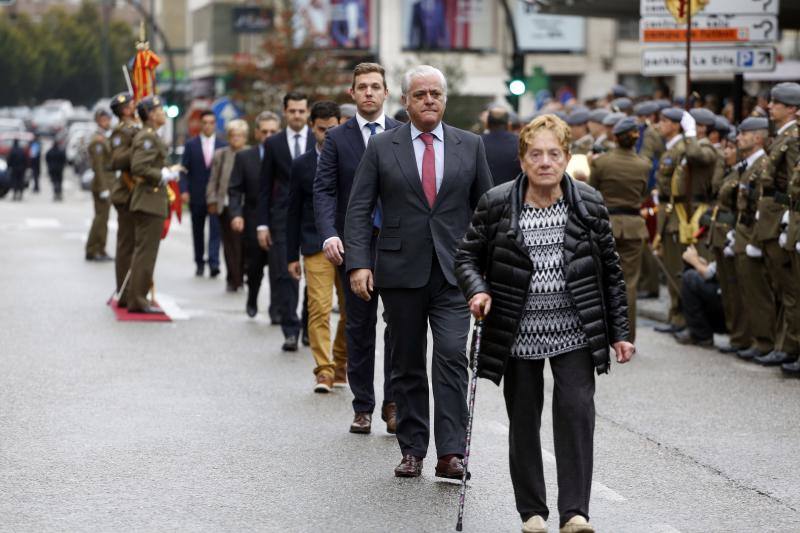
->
xmin=255 ymin=111 xmax=280 ymax=126
xmin=401 ymin=65 xmax=448 ymax=96
xmin=225 ymin=118 xmax=249 ymax=136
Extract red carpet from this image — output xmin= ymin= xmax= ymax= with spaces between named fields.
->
xmin=108 ymin=298 xmax=172 ymax=322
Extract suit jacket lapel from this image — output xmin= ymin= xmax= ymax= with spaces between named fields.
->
xmin=344 ymin=117 xmax=366 ymax=157
xmin=434 ymin=123 xmax=462 ymax=211
xmin=391 ymin=123 xmax=428 ymax=208
xmin=305 ymin=133 xmax=315 ymax=154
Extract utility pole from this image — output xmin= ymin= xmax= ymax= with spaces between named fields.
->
xmin=101 ymin=0 xmax=112 ymax=97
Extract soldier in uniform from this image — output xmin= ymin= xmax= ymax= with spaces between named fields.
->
xmin=611 ymin=97 xmax=633 ymax=115
xmin=108 ymin=93 xmax=139 ymax=306
xmin=653 ymin=108 xmax=718 ymax=334
xmin=587 ymin=109 xmax=608 ymax=154
xmin=708 ymin=131 xmax=752 ymax=353
xmin=128 ymin=96 xmax=182 ymax=314
xmin=783 ymin=137 xmax=800 ymax=376
xmin=567 ymin=109 xmax=593 ymax=155
xmin=752 ymin=83 xmax=800 ymax=367
xmin=732 ymin=118 xmax=777 ymax=360
xmin=85 ymin=108 xmax=114 ymax=262
xmin=599 ymin=112 xmax=624 ymax=152
xmin=589 ymin=116 xmax=650 ymax=342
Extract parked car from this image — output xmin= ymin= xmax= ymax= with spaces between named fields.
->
xmin=31 ymin=100 xmax=72 ymax=136
xmin=0 ymin=117 xmax=27 ymax=134
xmin=65 ymin=121 xmax=95 ymax=166
xmin=0 ymin=131 xmax=33 ymax=159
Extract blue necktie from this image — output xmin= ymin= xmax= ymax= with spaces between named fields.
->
xmin=367 ymin=123 xmax=382 ymax=228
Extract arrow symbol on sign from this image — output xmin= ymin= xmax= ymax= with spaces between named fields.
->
xmin=758 ymin=0 xmax=774 ymax=12
xmin=753 ymin=19 xmax=774 ymax=39
xmin=758 ymin=50 xmax=773 ymax=64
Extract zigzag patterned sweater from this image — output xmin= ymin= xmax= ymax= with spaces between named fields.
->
xmin=511 ymin=198 xmax=589 ymax=359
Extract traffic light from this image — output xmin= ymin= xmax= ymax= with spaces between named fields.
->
xmin=506 ymin=54 xmax=526 ymax=112
xmin=165 ymin=104 xmax=180 ymax=119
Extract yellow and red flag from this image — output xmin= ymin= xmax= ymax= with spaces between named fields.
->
xmin=131 ymin=44 xmax=161 ymax=102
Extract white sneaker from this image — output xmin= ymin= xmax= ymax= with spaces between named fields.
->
xmin=522 ymin=515 xmax=547 ymax=533
xmin=559 ymin=515 xmax=594 ymax=533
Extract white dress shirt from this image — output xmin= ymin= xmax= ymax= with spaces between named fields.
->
xmin=355 ymin=113 xmax=386 ymax=148
xmin=201 ymin=134 xmax=216 ymax=168
xmin=410 ymin=121 xmax=444 ymax=193
xmin=665 ymin=134 xmax=682 ymax=151
xmin=286 ymin=125 xmax=309 ymax=159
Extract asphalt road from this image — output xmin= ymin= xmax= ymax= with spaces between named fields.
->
xmin=1 ymin=173 xmax=799 ymax=532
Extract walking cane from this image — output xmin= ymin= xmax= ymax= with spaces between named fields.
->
xmin=455 ymin=317 xmax=485 ymax=532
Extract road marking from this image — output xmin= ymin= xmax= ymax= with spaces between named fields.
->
xmin=25 ymin=217 xmax=61 ymax=228
xmin=650 ymin=525 xmax=682 ymax=533
xmin=154 ymin=292 xmax=189 ymax=321
xmin=62 ymin=232 xmax=87 ymax=242
xmin=591 ymin=481 xmax=627 ymax=502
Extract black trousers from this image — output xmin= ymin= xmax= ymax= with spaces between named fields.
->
xmin=50 ymin=170 xmax=63 ymax=197
xmin=244 ymin=226 xmax=269 ymax=304
xmin=267 ymin=233 xmax=300 ymax=338
xmin=680 ymin=269 xmax=726 ymax=341
xmin=503 ymin=349 xmax=595 ymax=527
xmin=189 ymin=203 xmax=220 ymax=270
xmin=381 ymin=256 xmax=469 ymax=458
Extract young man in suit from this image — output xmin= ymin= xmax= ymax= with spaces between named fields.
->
xmin=258 ymin=92 xmax=315 ymax=351
xmin=229 ymin=112 xmax=280 ymax=318
xmin=345 ymin=65 xmax=493 ymax=478
xmin=181 ymin=110 xmax=226 ymax=277
xmin=314 ymin=62 xmax=401 ymax=435
xmin=481 ymin=106 xmax=521 ymax=185
xmin=287 ymin=101 xmax=347 ymax=393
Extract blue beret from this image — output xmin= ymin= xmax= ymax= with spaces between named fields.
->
xmin=602 ymin=112 xmax=625 ymax=127
xmin=612 ymin=116 xmax=639 ymax=136
xmin=566 ymin=110 xmax=589 ymax=125
xmin=771 ymin=82 xmax=800 ymax=106
xmin=588 ymin=109 xmax=609 ymax=123
xmin=661 ymin=107 xmax=684 ymax=123
xmin=611 ymin=97 xmax=633 ymax=112
xmin=713 ymin=116 xmax=731 ymax=135
xmin=634 ymin=101 xmax=659 ymax=116
xmin=689 ymin=108 xmax=716 ymax=126
xmin=611 ymin=84 xmax=628 ymax=98
xmin=739 ymin=117 xmax=769 ymax=131
xmin=655 ymin=99 xmax=672 ymax=110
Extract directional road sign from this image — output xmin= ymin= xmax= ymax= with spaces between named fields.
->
xmin=640 ymin=0 xmax=779 ymax=17
xmin=642 ymin=46 xmax=776 ymax=75
xmin=641 ymin=15 xmax=778 ymax=44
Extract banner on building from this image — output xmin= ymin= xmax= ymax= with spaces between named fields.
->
xmin=292 ymin=0 xmax=373 ymax=49
xmin=232 ymin=7 xmax=274 ymax=33
xmin=514 ymin=1 xmax=585 ymax=52
xmin=401 ymin=0 xmax=495 ymax=51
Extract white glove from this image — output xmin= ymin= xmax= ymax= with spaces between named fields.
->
xmin=99 ymin=190 xmax=110 ymax=200
xmin=680 ymin=111 xmax=697 ymax=137
xmin=781 ymin=210 xmax=790 ymax=228
xmin=779 ymin=232 xmax=788 ymax=248
xmin=745 ymin=244 xmax=763 ymax=258
xmin=796 ymin=241 xmax=800 ymax=254
xmin=755 ymin=210 xmax=760 ymax=221
xmin=160 ymin=167 xmax=179 ymax=184
xmin=726 ymin=229 xmax=735 ymax=242
xmin=723 ymin=245 xmax=735 ymax=258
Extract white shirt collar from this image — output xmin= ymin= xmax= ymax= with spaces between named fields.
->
xmin=665 ymin=134 xmax=682 ymax=151
xmin=777 ymin=120 xmax=796 ymax=136
xmin=202 ymin=133 xmax=215 ymax=143
xmin=287 ymin=125 xmax=308 ymax=138
xmin=410 ymin=121 xmax=444 ymax=142
xmin=356 ymin=113 xmax=386 ymax=131
xmin=744 ymin=148 xmax=766 ymax=168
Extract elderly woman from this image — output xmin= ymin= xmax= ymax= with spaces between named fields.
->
xmin=455 ymin=114 xmax=635 ymax=533
xmin=207 ymin=119 xmax=249 ymax=292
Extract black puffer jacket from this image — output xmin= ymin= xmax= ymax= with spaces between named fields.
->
xmin=455 ymin=173 xmax=630 ymax=384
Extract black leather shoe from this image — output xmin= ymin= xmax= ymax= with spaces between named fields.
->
xmin=302 ymin=330 xmax=310 ymax=347
xmin=781 ymin=360 xmax=800 ymax=376
xmin=718 ymin=344 xmax=746 ymax=354
xmin=195 ymin=265 xmax=204 ymax=277
xmin=654 ymin=323 xmax=685 ymax=334
xmin=674 ymin=330 xmax=713 ymax=347
xmin=755 ymin=351 xmax=797 ymax=366
xmin=95 ymin=253 xmax=114 ymax=262
xmin=210 ymin=267 xmax=220 ymax=278
xmin=128 ymin=306 xmax=165 ymax=315
xmin=246 ymin=297 xmax=257 ymax=318
xmin=282 ymin=335 xmax=298 ymax=352
xmin=737 ymin=347 xmax=767 ymax=360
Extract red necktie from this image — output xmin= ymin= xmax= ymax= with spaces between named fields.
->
xmin=420 ymin=132 xmax=436 ymax=208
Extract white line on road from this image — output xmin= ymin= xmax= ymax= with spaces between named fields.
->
xmin=650 ymin=525 xmax=683 ymax=533
xmin=62 ymin=232 xmax=87 ymax=242
xmin=25 ymin=217 xmax=61 ymax=228
xmin=591 ymin=481 xmax=627 ymax=502
xmin=154 ymin=292 xmax=189 ymax=320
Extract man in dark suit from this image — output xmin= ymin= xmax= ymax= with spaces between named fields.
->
xmin=314 ymin=62 xmax=401 ymax=435
xmin=481 ymin=106 xmax=521 ymax=185
xmin=229 ymin=112 xmax=280 ymax=318
xmin=345 ymin=65 xmax=493 ymax=478
xmin=288 ymin=101 xmax=347 ymax=393
xmin=181 ymin=110 xmax=226 ymax=277
xmin=258 ymin=92 xmax=315 ymax=351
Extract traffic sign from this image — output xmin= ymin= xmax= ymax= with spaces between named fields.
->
xmin=641 ymin=15 xmax=778 ymax=44
xmin=642 ymin=46 xmax=776 ymax=75
xmin=640 ymin=0 xmax=779 ymax=17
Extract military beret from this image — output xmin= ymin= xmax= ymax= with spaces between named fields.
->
xmin=588 ymin=109 xmax=609 ymax=124
xmin=94 ymin=108 xmax=111 ymax=119
xmin=726 ymin=128 xmax=737 ymax=142
xmin=612 ymin=116 xmax=639 ymax=136
xmin=739 ymin=117 xmax=769 ymax=132
xmin=713 ymin=115 xmax=731 ymax=135
xmin=566 ymin=109 xmax=589 ymax=125
xmin=610 ymin=84 xmax=628 ymax=98
xmin=109 ymin=92 xmax=134 ymax=113
xmin=634 ymin=101 xmax=659 ymax=116
xmin=339 ymin=103 xmax=357 ymax=118
xmin=771 ymin=82 xmax=800 ymax=107
xmin=602 ymin=112 xmax=625 ymax=127
xmin=661 ymin=107 xmax=684 ymax=123
xmin=655 ymin=99 xmax=672 ymax=110
xmin=689 ymin=108 xmax=716 ymax=126
xmin=137 ymin=95 xmax=162 ymax=114
xmin=611 ymin=97 xmax=633 ymax=112
xmin=552 ymin=110 xmax=568 ymax=122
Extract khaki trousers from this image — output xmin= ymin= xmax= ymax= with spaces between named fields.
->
xmin=735 ymin=253 xmax=776 ymax=353
xmin=86 ymin=192 xmax=110 ymax=256
xmin=129 ymin=212 xmax=163 ymax=311
xmin=763 ymin=239 xmax=799 ymax=355
xmin=615 ymin=237 xmax=644 ymax=343
xmin=639 ymin=241 xmax=661 ymax=295
xmin=113 ymin=202 xmax=135 ymax=305
xmin=713 ymin=248 xmax=751 ymax=349
xmin=304 ymin=252 xmax=347 ymax=379
xmin=661 ymin=231 xmax=687 ymax=328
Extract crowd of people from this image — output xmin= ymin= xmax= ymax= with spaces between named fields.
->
xmin=34 ymin=62 xmax=800 ymax=532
